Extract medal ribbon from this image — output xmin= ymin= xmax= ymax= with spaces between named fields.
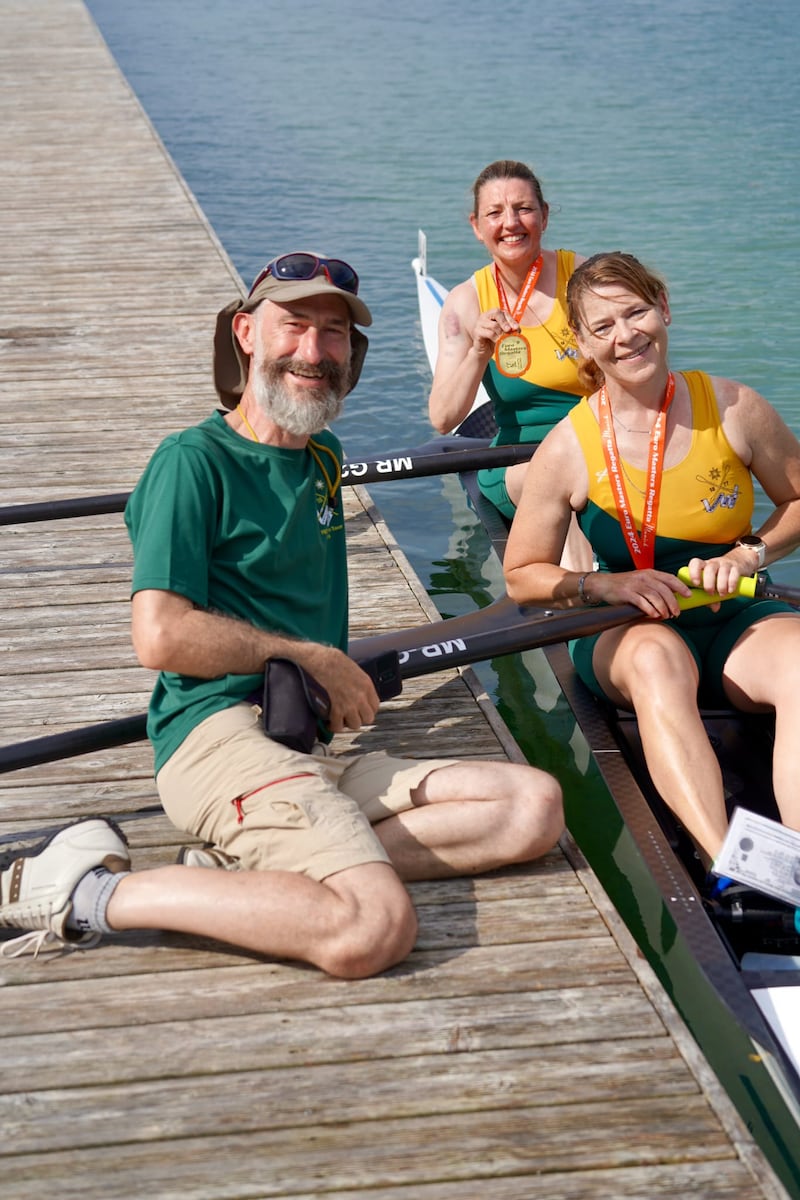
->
xmin=597 ymin=372 xmax=675 ymax=569
xmin=494 ymin=255 xmax=543 ymax=325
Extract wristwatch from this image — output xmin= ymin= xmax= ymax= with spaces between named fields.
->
xmin=735 ymin=535 xmax=766 ymax=570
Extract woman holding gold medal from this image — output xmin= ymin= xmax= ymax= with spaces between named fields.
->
xmin=428 ymin=160 xmax=591 ymax=567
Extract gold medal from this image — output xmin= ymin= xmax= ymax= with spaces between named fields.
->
xmin=495 ymin=332 xmax=531 ymax=378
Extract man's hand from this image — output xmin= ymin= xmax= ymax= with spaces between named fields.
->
xmin=294 ymin=644 xmax=379 ymax=732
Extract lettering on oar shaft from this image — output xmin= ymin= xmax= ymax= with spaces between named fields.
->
xmin=399 ymin=638 xmax=467 ymax=661
xmin=342 ymin=457 xmax=413 ymax=480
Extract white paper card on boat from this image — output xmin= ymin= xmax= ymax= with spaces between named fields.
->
xmin=751 ymin=986 xmax=800 ymax=1081
xmin=715 ymin=807 xmax=800 ymax=908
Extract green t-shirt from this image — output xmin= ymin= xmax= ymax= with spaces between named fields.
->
xmin=124 ymin=411 xmax=348 ymax=772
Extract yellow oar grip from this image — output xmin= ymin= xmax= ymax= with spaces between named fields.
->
xmin=676 ymin=566 xmax=758 ymax=609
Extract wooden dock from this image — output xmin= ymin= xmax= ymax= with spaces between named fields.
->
xmin=0 ymin=2 xmax=791 ymax=1197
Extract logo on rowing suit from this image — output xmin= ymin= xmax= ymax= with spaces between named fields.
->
xmin=595 ymin=468 xmax=609 ymax=483
xmin=696 ymin=461 xmax=741 ymax=513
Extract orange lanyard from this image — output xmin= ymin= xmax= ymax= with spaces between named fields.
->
xmin=494 ymin=255 xmax=542 ymax=324
xmin=597 ymin=372 xmax=675 ymax=569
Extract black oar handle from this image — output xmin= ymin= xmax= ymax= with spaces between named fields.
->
xmin=0 ymin=714 xmax=148 ymax=773
xmin=350 ymin=598 xmax=639 ymax=677
xmin=0 ymin=492 xmax=131 ymax=525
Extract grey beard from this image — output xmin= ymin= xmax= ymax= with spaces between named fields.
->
xmin=252 ymin=356 xmax=349 ymax=437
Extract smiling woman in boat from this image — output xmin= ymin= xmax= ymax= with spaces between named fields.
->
xmin=504 ymin=250 xmax=800 ymax=870
xmin=428 ymin=161 xmax=590 ymax=569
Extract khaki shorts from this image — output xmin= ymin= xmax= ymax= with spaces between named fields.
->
xmin=156 ymin=703 xmax=458 ymax=881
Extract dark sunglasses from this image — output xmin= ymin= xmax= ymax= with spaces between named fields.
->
xmin=249 ymin=253 xmax=359 ymax=298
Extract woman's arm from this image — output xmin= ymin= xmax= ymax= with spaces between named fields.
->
xmin=428 ymin=281 xmax=489 ymax=433
xmin=688 ymin=379 xmax=800 ymax=593
xmin=428 ymin=278 xmax=523 ymax=433
xmin=504 ymin=427 xmax=587 ymax=605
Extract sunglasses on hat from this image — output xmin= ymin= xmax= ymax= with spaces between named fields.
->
xmin=248 ymin=253 xmax=360 ymax=298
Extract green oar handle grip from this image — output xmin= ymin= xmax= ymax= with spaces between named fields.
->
xmin=676 ymin=566 xmax=758 ymax=609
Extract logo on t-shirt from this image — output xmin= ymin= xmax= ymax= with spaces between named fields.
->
xmin=315 ymin=477 xmax=343 ymax=537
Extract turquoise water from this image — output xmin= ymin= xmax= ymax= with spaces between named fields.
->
xmin=87 ymin=0 xmax=800 ymax=581
xmin=86 ymin=2 xmax=800 ymax=1185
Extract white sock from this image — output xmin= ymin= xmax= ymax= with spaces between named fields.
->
xmin=66 ymin=865 xmax=129 ymax=936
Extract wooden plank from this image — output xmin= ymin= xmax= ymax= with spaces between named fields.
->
xmin=0 ymin=982 xmax=664 ymax=1091
xmin=0 ymin=931 xmax=633 ymax=991
xmin=251 ymin=1165 xmax=772 ymax=1200
xmin=0 ymin=1101 xmax=753 ymax=1200
xmin=0 ymin=1040 xmax=697 ymax=1156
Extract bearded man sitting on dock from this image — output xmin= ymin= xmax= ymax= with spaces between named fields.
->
xmin=0 ymin=252 xmax=564 ymax=976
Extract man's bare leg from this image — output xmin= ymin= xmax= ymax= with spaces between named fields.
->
xmin=106 ymin=859 xmax=416 ymax=978
xmin=374 ymin=760 xmax=564 ymax=881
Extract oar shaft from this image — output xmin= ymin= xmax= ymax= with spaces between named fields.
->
xmin=0 ymin=439 xmax=537 ymax=525
xmin=0 ymin=493 xmax=130 ymax=525
xmin=753 ymin=573 xmax=800 ymax=605
xmin=350 ymin=600 xmax=640 ymax=678
xmin=341 ymin=440 xmax=535 ymax=484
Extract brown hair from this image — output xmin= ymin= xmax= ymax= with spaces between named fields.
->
xmin=471 ymin=160 xmax=546 ymax=216
xmin=566 ymin=252 xmax=669 ymax=392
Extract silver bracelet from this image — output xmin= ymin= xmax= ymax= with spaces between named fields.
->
xmin=577 ymin=573 xmax=602 ymax=607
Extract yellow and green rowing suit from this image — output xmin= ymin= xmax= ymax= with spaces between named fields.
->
xmin=474 ymin=249 xmax=583 ymax=518
xmin=568 ymin=369 xmax=796 ymax=704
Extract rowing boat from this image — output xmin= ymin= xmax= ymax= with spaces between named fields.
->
xmin=412 ymin=231 xmax=800 ymax=1194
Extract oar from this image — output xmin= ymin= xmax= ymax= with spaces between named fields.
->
xmin=7 ymin=568 xmax=792 ymax=775
xmin=0 ymin=492 xmax=131 ymax=525
xmin=0 ymin=595 xmax=638 ymax=773
xmin=0 ymin=435 xmax=534 ymax=526
xmin=350 ymin=567 xmax=800 ymax=673
xmin=350 ymin=593 xmax=639 ymax=675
